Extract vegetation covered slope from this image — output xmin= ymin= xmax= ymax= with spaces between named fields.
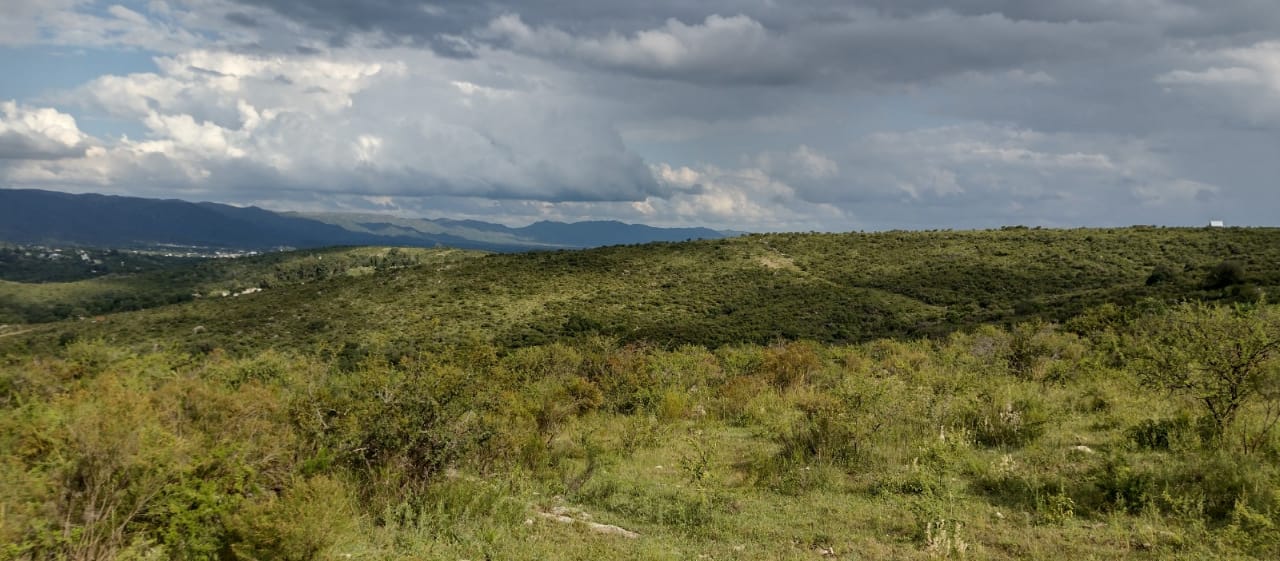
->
xmin=0 ymin=247 xmax=478 ymax=325
xmin=3 ymin=227 xmax=1280 ymax=560
xmin=3 ymin=302 xmax=1279 ymax=560
xmin=3 ymin=227 xmax=1276 ymax=356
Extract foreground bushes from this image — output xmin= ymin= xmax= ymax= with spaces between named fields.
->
xmin=0 ymin=349 xmax=304 ymax=560
xmin=2 ymin=303 xmax=1280 ymax=559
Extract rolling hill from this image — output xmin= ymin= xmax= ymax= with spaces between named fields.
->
xmin=3 ymin=226 xmax=1275 ymax=355
xmin=5 ymin=226 xmax=1280 ymax=561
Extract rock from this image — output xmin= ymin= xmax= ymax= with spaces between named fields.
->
xmin=534 ymin=508 xmax=639 ymax=539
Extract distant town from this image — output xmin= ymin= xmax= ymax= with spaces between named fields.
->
xmin=13 ymin=245 xmax=270 ymax=260
xmin=0 ymin=243 xmax=292 ymax=283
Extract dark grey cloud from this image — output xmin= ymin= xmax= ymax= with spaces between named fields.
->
xmin=234 ymin=1 xmax=1261 ymax=36
xmin=232 ymin=0 xmax=753 ymax=40
xmin=230 ymin=1 xmax=1275 ymax=67
xmin=5 ymin=0 xmax=1280 ymax=231
xmin=231 ymin=0 xmax=488 ymax=52
xmin=224 ymin=12 xmax=261 ymax=28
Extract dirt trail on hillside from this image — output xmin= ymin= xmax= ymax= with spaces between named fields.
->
xmin=0 ymin=328 xmax=35 ymax=339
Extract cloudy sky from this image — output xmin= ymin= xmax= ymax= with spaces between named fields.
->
xmin=1 ymin=0 xmax=1278 ymax=231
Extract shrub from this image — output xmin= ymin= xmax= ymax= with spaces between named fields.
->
xmin=581 ymin=341 xmax=661 ymax=414
xmin=618 ymin=414 xmax=664 ymax=455
xmin=1130 ymin=302 xmax=1280 ymax=449
xmin=1204 ymin=260 xmax=1246 ymax=290
xmin=1093 ymin=455 xmax=1158 ymax=514
xmin=1128 ymin=417 xmax=1193 ymax=450
xmin=1146 ymin=264 xmax=1177 ymax=286
xmin=715 ymin=345 xmax=764 ymax=378
xmin=711 ymin=375 xmax=769 ymax=425
xmin=962 ymin=392 xmax=1049 ymax=448
xmin=300 ymin=362 xmax=496 ymax=502
xmin=772 ymin=375 xmax=901 ymax=471
xmin=1228 ymin=283 xmax=1265 ymax=303
xmin=561 ymin=313 xmax=603 ymax=335
xmin=224 ymin=476 xmax=359 ymax=561
xmin=762 ymin=340 xmax=821 ymax=389
xmin=1007 ymin=321 xmax=1053 ymax=379
xmin=1225 ymin=499 xmax=1280 ymax=552
xmin=656 ymin=388 xmax=690 ymax=422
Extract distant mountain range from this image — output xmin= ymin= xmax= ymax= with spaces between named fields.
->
xmin=0 ymin=189 xmax=730 ymax=251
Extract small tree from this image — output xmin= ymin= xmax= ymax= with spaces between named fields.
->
xmin=1145 ymin=264 xmax=1177 ymax=286
xmin=1130 ymin=302 xmax=1280 ymax=451
xmin=1204 ymin=260 xmax=1246 ymax=290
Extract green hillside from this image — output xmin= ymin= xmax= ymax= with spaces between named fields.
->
xmin=3 ymin=228 xmax=1280 ymax=561
xmin=0 ymin=246 xmax=478 ymax=325
xmin=4 ymin=227 xmax=1276 ymax=355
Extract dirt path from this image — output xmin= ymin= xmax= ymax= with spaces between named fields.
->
xmin=0 ymin=327 xmax=36 ymax=339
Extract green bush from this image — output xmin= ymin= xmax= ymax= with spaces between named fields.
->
xmin=962 ymin=392 xmax=1049 ymax=448
xmin=297 ymin=361 xmax=496 ymax=502
xmin=1204 ymin=260 xmax=1246 ymax=290
xmin=1146 ymin=264 xmax=1178 ymax=286
xmin=761 ymin=340 xmax=821 ymax=389
xmin=770 ymin=374 xmax=906 ymax=473
xmin=224 ymin=476 xmax=359 ymax=560
xmin=1130 ymin=302 xmax=1280 ymax=448
xmin=1092 ymin=455 xmax=1159 ymax=514
xmin=1128 ymin=417 xmax=1194 ymax=450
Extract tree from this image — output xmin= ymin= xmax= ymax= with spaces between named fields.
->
xmin=1204 ymin=260 xmax=1245 ymax=290
xmin=1145 ymin=264 xmax=1177 ymax=286
xmin=1130 ymin=302 xmax=1280 ymax=451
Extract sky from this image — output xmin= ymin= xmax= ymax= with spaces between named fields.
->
xmin=1 ymin=1 xmax=1278 ymax=231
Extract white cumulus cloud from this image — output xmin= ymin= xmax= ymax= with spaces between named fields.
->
xmin=0 ymin=101 xmax=91 ymax=160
